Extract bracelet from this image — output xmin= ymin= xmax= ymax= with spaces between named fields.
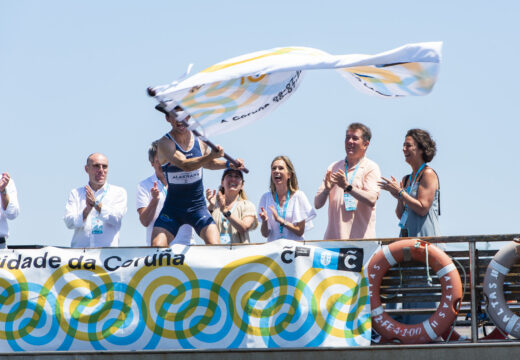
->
xmin=225 ymin=160 xmax=230 ymax=168
xmin=398 ymin=189 xmax=404 ymax=198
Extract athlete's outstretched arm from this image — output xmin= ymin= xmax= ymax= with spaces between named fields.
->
xmin=200 ymin=142 xmax=245 ymax=170
xmin=157 ymin=137 xmax=224 ymax=172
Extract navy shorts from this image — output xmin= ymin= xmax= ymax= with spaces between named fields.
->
xmin=154 ymin=205 xmax=215 ymax=237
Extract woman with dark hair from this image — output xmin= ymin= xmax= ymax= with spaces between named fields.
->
xmin=379 ymin=129 xmax=440 ymax=325
xmin=379 ymin=129 xmax=440 ymax=237
xmin=258 ymin=156 xmax=316 ymax=241
xmin=206 ymin=169 xmax=258 ymax=244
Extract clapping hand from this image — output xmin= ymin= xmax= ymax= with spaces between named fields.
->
xmin=206 ymin=189 xmax=217 ymax=210
xmin=268 ymin=205 xmax=284 ymax=224
xmin=216 ymin=189 xmax=226 ymax=211
xmin=378 ymin=176 xmax=402 ymax=198
xmin=85 ymin=186 xmax=96 ymax=208
xmin=324 ymin=170 xmax=333 ymax=190
xmin=0 ymin=173 xmax=10 ymax=193
xmin=259 ymin=206 xmax=269 ymax=222
xmin=330 ymin=169 xmax=348 ymax=189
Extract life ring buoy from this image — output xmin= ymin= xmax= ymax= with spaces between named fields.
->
xmin=483 ymin=240 xmax=520 ymax=338
xmin=368 ymin=239 xmax=462 ymax=344
xmin=441 ymin=326 xmax=507 ymax=341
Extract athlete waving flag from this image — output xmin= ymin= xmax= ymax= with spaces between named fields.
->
xmin=148 ymin=42 xmax=442 ymax=138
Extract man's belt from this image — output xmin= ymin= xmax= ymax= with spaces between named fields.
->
xmin=0 ymin=237 xmax=5 ymax=244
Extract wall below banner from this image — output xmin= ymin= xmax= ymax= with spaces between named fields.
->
xmin=2 ymin=343 xmax=520 ymax=360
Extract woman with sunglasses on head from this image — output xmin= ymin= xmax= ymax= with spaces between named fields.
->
xmin=258 ymin=156 xmax=316 ymax=242
xmin=206 ymin=168 xmax=258 ymax=244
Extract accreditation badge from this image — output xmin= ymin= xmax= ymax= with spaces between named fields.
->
xmin=220 ymin=233 xmax=231 ymax=244
xmin=398 ymin=209 xmax=408 ymax=229
xmin=344 ymin=193 xmax=357 ymax=212
xmin=91 ymin=217 xmax=104 ymax=234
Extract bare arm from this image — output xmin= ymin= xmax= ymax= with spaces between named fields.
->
xmin=401 ymin=169 xmax=438 ymax=217
xmin=137 ymin=199 xmax=160 ymax=227
xmin=395 ymin=177 xmax=406 ymax=219
xmin=157 ymin=137 xmax=223 ymax=172
xmin=227 ymin=214 xmax=256 ymax=234
xmin=268 ymin=205 xmax=306 ymax=237
xmin=199 ymin=141 xmax=246 ymax=171
xmin=259 ymin=207 xmax=270 ymax=238
xmin=137 ymin=182 xmax=161 ymax=227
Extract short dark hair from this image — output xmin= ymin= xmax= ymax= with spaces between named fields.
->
xmin=347 ymin=123 xmax=372 ymax=142
xmin=406 ymin=128 xmax=436 ymax=162
xmin=148 ymin=141 xmax=159 ymax=163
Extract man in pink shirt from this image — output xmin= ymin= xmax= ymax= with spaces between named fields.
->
xmin=315 ymin=123 xmax=381 ymax=240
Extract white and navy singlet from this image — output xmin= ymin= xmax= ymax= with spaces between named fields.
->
xmin=153 ymin=133 xmax=214 ymax=236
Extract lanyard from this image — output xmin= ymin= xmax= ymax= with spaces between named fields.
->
xmin=221 ymin=198 xmax=240 ymax=232
xmin=406 ymin=163 xmax=427 ymax=195
xmin=90 ymin=185 xmax=109 ymax=235
xmin=158 ymin=181 xmax=168 ymax=197
xmin=274 ymin=191 xmax=290 ymax=234
xmin=404 ymin=163 xmax=426 ymax=210
xmin=345 ymin=159 xmax=361 ymax=185
xmin=93 ymin=185 xmax=109 ymax=205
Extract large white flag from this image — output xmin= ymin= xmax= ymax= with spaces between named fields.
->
xmin=150 ymin=42 xmax=442 ymax=136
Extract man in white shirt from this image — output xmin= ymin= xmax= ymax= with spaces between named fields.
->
xmin=0 ymin=172 xmax=20 ymax=249
xmin=64 ymin=153 xmax=127 ymax=248
xmin=137 ymin=141 xmax=195 ymax=246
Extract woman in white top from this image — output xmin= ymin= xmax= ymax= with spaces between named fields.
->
xmin=258 ymin=156 xmax=316 ymax=241
xmin=206 ymin=169 xmax=258 ymax=244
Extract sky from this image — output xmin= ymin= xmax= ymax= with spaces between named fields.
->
xmin=1 ymin=1 xmax=519 ymax=248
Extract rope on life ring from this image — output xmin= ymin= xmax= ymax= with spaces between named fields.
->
xmin=368 ymin=239 xmax=463 ymax=344
xmin=483 ymin=239 xmax=520 ymax=339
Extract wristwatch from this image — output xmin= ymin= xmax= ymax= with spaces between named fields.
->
xmin=344 ymin=184 xmax=353 ymax=193
xmin=224 ymin=210 xmax=232 ymax=218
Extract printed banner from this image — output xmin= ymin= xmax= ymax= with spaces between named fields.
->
xmin=0 ymin=240 xmax=379 ymax=351
xmin=150 ymin=42 xmax=442 ymax=136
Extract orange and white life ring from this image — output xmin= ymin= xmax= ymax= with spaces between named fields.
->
xmin=368 ymin=239 xmax=462 ymax=344
xmin=483 ymin=240 xmax=520 ymax=338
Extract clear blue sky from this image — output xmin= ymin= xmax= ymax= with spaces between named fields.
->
xmin=1 ymin=1 xmax=519 ymax=247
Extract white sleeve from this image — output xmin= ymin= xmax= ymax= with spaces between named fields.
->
xmin=136 ymin=182 xmax=151 ymax=210
xmin=99 ymin=187 xmax=127 ymax=227
xmin=4 ymin=179 xmax=19 ymax=220
xmin=63 ymin=189 xmax=84 ymax=229
xmin=290 ymin=191 xmax=317 ymax=230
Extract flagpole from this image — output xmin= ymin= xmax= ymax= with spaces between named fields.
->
xmin=147 ymin=88 xmax=249 ymax=173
